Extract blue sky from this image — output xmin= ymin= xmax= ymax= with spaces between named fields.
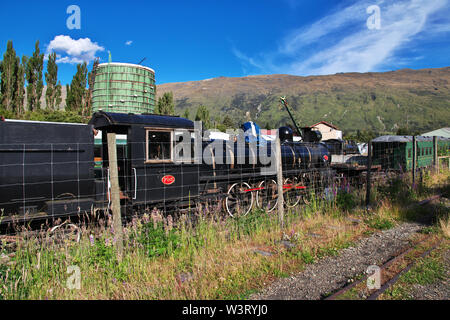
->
xmin=0 ymin=0 xmax=449 ymax=85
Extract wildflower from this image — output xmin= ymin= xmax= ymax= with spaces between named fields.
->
xmin=167 ymin=215 xmax=173 ymax=232
xmin=89 ymin=234 xmax=94 ymax=246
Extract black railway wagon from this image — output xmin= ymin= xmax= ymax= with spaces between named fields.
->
xmin=0 ymin=119 xmax=94 ymax=220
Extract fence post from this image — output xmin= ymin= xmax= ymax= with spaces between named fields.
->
xmin=365 ymin=140 xmax=372 ymax=208
xmin=275 ymin=133 xmax=284 ymax=228
xmin=433 ymin=136 xmax=438 ymax=173
xmin=412 ymin=136 xmax=416 ymax=188
xmin=107 ymin=132 xmax=123 ymax=260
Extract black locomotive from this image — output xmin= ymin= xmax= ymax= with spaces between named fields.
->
xmin=0 ymin=112 xmax=333 ymax=225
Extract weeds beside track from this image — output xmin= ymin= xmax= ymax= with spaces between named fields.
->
xmin=0 ymin=169 xmax=448 ymax=300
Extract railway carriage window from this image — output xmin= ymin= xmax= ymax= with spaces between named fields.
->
xmin=146 ymin=130 xmax=173 ymax=162
xmin=408 ymin=148 xmax=411 ymax=158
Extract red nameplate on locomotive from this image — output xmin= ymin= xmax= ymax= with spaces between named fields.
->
xmin=161 ymin=175 xmax=175 ymax=185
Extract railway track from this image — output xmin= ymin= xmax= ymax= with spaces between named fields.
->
xmin=324 ymin=235 xmax=442 ymax=300
xmin=325 ymin=193 xmax=445 ymax=300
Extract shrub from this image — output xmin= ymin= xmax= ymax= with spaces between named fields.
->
xmin=336 ymin=191 xmax=356 ymax=211
xmin=365 ymin=216 xmax=394 ymax=230
xmin=132 ymin=222 xmax=181 ymax=258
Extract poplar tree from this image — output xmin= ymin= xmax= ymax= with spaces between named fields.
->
xmin=55 ymin=81 xmax=62 ymax=110
xmin=45 ymin=52 xmax=59 ymax=110
xmin=156 ymin=91 xmax=174 ymax=115
xmin=14 ymin=56 xmax=26 ymax=115
xmin=66 ymin=62 xmax=88 ymax=113
xmin=84 ymin=58 xmax=99 ymax=116
xmin=195 ymin=105 xmax=211 ymax=129
xmin=222 ymin=115 xmax=234 ymax=128
xmin=0 ymin=41 xmax=18 ymax=112
xmin=25 ymin=41 xmax=44 ymax=111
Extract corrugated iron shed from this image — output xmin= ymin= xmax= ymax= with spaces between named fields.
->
xmin=422 ymin=127 xmax=450 ymax=138
xmin=372 ymin=135 xmax=450 ymax=143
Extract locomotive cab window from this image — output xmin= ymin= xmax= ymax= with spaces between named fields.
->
xmin=173 ymin=130 xmax=196 ymax=163
xmin=146 ymin=129 xmax=173 ymax=163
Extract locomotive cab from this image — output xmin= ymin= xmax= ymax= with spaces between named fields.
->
xmin=89 ymin=111 xmax=200 ymax=211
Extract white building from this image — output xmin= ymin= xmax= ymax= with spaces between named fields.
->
xmin=308 ymin=121 xmax=342 ymax=141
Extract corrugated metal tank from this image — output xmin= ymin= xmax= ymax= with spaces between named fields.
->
xmin=92 ymin=62 xmax=156 ymax=114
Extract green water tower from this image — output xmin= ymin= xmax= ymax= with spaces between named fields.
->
xmin=92 ymin=62 xmax=156 ymax=114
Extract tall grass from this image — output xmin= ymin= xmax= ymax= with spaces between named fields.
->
xmin=1 ymin=168 xmax=448 ymax=300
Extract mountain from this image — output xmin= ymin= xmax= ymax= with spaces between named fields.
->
xmin=156 ymin=67 xmax=450 ymax=134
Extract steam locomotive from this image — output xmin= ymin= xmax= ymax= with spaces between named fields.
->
xmin=0 ymin=111 xmax=333 ymax=225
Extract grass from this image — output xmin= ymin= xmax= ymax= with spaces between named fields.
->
xmin=439 ymin=216 xmax=450 ymax=238
xmin=402 ymin=256 xmax=446 ymax=285
xmin=365 ymin=216 xmax=395 ymax=230
xmin=382 ymin=244 xmax=449 ymax=300
xmin=0 ymin=168 xmax=448 ymax=300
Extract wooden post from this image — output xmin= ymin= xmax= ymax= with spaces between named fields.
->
xmin=275 ymin=134 xmax=284 ymax=228
xmin=433 ymin=136 xmax=438 ymax=173
xmin=412 ymin=136 xmax=416 ymax=187
xmin=107 ymin=132 xmax=123 ymax=260
xmin=419 ymin=168 xmax=423 ymax=187
xmin=365 ymin=140 xmax=372 ymax=208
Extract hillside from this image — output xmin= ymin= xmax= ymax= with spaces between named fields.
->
xmin=156 ymin=67 xmax=450 ymax=134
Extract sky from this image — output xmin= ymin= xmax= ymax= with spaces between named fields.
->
xmin=0 ymin=0 xmax=449 ymax=85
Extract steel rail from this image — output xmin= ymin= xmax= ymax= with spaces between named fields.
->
xmin=325 ymin=235 xmax=439 ymax=300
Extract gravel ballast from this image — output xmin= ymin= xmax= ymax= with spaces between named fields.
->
xmin=250 ymin=222 xmax=425 ymax=300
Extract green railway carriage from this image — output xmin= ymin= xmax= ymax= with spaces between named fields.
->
xmin=94 ymin=132 xmax=128 ymax=169
xmin=371 ymin=136 xmax=450 ymax=171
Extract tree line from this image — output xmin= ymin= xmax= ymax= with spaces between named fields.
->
xmin=156 ymin=91 xmax=235 ymax=131
xmin=0 ymin=40 xmax=97 ymax=122
xmin=0 ymin=40 xmax=235 ymax=129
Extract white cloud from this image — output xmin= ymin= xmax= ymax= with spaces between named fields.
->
xmin=125 ymin=40 xmax=133 ymax=46
xmin=46 ymin=35 xmax=105 ymax=64
xmin=233 ymin=0 xmax=450 ymax=76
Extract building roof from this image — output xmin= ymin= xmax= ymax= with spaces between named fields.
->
xmin=89 ymin=111 xmax=194 ymax=129
xmin=308 ymin=121 xmax=340 ymax=130
xmin=422 ymin=127 xmax=450 ymax=138
xmin=372 ymin=135 xmax=438 ymax=143
xmin=2 ymin=118 xmax=87 ymax=126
